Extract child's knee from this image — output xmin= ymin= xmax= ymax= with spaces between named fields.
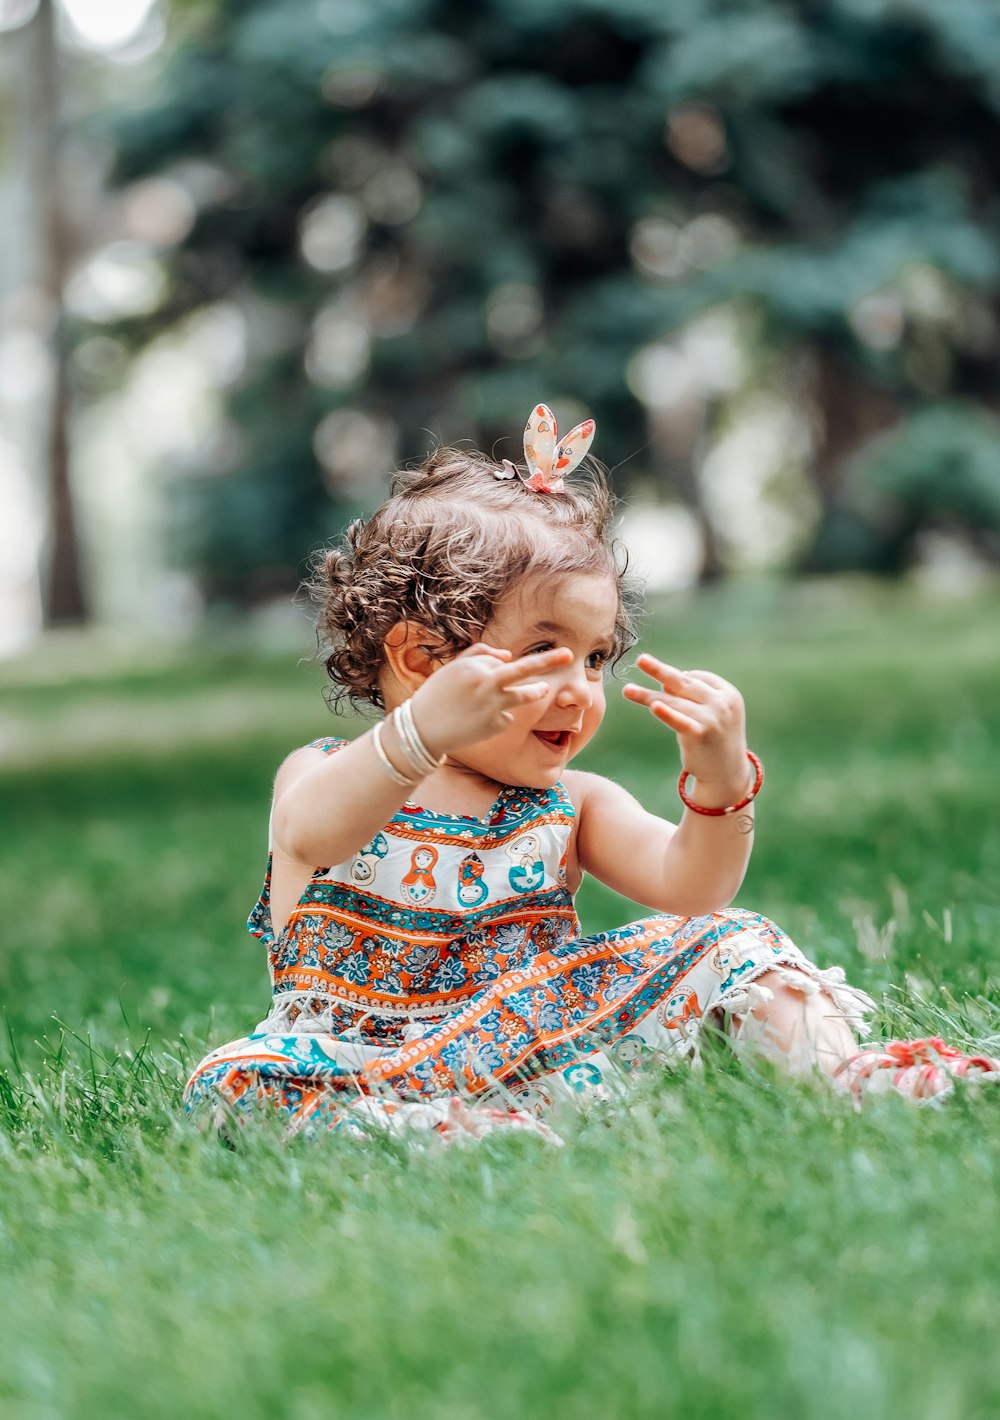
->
xmin=734 ymin=967 xmax=849 ymax=1030
xmin=728 ymin=967 xmax=858 ymax=1079
xmin=734 ymin=966 xmax=817 ymax=1021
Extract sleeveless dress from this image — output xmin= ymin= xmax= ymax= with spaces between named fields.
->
xmin=184 ymin=737 xmax=877 ymax=1139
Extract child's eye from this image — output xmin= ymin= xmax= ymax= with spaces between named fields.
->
xmin=525 ymin=644 xmax=610 ymax=670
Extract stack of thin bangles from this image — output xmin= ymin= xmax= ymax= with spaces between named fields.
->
xmin=371 ymin=698 xmax=444 ymax=787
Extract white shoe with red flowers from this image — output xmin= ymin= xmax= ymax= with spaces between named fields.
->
xmin=833 ymin=1035 xmax=1000 ymax=1107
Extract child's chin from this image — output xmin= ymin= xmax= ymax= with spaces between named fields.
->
xmin=512 ymin=764 xmax=566 ymax=789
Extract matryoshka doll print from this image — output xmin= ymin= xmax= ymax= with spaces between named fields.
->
xmin=506 ymin=832 xmax=545 ymax=895
xmin=457 ymin=851 xmax=489 ymax=907
xmin=612 ymin=1035 xmax=650 ymax=1071
xmin=350 ymin=831 xmax=389 ymax=886
xmin=401 ymin=845 xmax=438 ymax=905
xmin=656 ymin=986 xmax=700 ymax=1032
xmin=559 ymin=1058 xmax=605 ymax=1094
xmin=710 ymin=938 xmax=756 ymax=991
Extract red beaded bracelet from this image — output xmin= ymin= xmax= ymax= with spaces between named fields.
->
xmin=678 ymin=750 xmax=764 ymax=816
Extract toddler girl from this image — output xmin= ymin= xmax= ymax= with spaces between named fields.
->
xmin=184 ymin=404 xmax=999 ymax=1140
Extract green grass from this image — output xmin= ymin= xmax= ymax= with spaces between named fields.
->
xmin=3 ymin=579 xmax=1000 ymax=1420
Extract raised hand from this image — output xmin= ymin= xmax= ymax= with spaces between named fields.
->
xmin=411 ymin=641 xmax=571 ymax=756
xmin=623 ymin=652 xmax=750 ymax=806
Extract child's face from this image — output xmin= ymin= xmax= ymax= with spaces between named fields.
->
xmin=450 ymin=570 xmax=619 ymax=789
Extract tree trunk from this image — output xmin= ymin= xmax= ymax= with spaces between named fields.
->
xmin=31 ymin=0 xmax=89 ymax=625
xmin=804 ymin=341 xmax=899 ymax=511
xmin=687 ymin=395 xmax=724 ymax=584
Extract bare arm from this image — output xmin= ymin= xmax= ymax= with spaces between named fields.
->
xmin=569 ymin=650 xmax=758 ymax=914
xmin=571 ymin=771 xmax=752 ymax=915
xmin=271 ymin=728 xmax=428 ymax=868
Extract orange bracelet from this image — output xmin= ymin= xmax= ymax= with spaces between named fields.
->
xmin=678 ymin=750 xmax=764 ymax=816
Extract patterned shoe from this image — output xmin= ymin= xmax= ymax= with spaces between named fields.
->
xmin=833 ymin=1036 xmax=1000 ymax=1107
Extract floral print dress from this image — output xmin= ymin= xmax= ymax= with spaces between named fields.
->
xmin=184 ymin=738 xmax=876 ymax=1138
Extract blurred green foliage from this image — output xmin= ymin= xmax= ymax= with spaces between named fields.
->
xmin=812 ymin=401 xmax=1000 ymax=572
xmin=95 ymin=0 xmax=1000 ymax=597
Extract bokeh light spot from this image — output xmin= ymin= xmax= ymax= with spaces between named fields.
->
xmin=60 ymin=0 xmax=157 ymax=49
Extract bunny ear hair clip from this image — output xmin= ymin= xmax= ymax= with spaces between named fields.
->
xmin=494 ymin=403 xmax=597 ymax=494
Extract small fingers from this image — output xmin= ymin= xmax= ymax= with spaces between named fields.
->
xmin=649 ymin=699 xmax=702 ymax=735
xmin=624 ymin=682 xmax=703 ymax=734
xmin=684 ymin=668 xmax=730 ymax=690
xmin=505 ymin=680 xmax=549 ymax=703
xmin=460 ymin=641 xmax=513 ymax=661
xmin=622 ymin=682 xmax=657 ymax=706
xmin=624 ymin=682 xmax=703 ymax=715
xmin=498 ymin=647 xmax=572 ymax=685
xmin=634 ymin=654 xmax=712 ymax=703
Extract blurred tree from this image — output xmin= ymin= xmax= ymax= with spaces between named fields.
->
xmin=95 ymin=0 xmax=1000 ymax=598
xmin=812 ymin=400 xmax=1000 ymax=572
xmin=16 ymin=0 xmax=89 ymax=624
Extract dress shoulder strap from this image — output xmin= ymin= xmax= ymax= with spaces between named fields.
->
xmin=548 ymin=778 xmax=576 ymax=816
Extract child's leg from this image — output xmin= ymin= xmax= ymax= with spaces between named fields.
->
xmin=726 ymin=967 xmax=860 ymax=1079
xmin=362 ymin=909 xmax=877 ymax=1100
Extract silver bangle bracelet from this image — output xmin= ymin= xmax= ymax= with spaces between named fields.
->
xmin=394 ymin=699 xmax=443 ymax=777
xmin=391 ymin=702 xmax=419 ymax=773
xmin=371 ymin=717 xmax=418 ymax=787
xmin=391 ymin=711 xmax=435 ymax=779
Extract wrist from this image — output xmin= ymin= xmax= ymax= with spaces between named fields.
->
xmin=683 ymin=775 xmax=751 ymax=811
xmin=371 ymin=716 xmax=422 ymax=788
xmin=678 ymin=751 xmax=763 ymax=817
xmin=407 ymin=689 xmax=449 ymax=762
xmin=388 ymin=698 xmax=446 ymax=781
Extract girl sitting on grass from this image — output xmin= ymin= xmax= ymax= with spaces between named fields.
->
xmin=184 ymin=403 xmax=1000 ymax=1140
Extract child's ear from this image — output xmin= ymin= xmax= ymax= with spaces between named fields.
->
xmin=382 ymin=619 xmax=447 ymax=693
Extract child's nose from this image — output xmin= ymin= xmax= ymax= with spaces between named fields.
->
xmin=554 ymin=663 xmax=592 ymax=709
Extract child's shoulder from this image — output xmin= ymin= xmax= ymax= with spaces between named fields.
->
xmin=272 ymin=735 xmax=350 ymax=794
xmin=562 ymin=767 xmax=655 ymax=824
xmin=561 ymin=767 xmax=617 ymax=815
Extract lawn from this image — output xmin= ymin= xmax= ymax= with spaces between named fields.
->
xmin=2 ymin=579 xmax=1000 ymax=1420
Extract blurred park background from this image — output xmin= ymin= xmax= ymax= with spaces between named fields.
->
xmin=3 ymin=0 xmax=1000 ymax=657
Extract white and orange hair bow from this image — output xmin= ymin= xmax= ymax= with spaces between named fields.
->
xmin=495 ymin=403 xmax=596 ymax=494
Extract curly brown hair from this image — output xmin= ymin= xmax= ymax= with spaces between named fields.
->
xmin=309 ymin=444 xmax=642 ymax=713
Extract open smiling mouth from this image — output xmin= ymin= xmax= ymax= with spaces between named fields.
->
xmin=533 ymin=729 xmax=571 ymax=750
